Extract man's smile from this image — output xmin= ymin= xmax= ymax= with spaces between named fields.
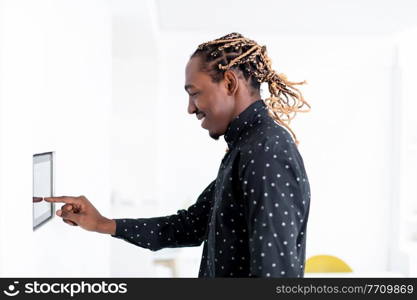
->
xmin=196 ymin=112 xmax=206 ymax=120
xmin=196 ymin=112 xmax=207 ymax=128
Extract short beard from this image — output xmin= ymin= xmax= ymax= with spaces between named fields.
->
xmin=209 ymin=131 xmax=220 ymax=140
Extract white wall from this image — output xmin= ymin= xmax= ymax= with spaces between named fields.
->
xmin=109 ymin=0 xmax=163 ymax=277
xmin=0 ymin=0 xmax=112 ymax=276
xmin=394 ymin=27 xmax=417 ymax=275
xmin=0 ymin=0 xmax=4 ymax=274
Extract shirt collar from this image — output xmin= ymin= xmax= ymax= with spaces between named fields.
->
xmin=223 ymin=99 xmax=268 ymax=150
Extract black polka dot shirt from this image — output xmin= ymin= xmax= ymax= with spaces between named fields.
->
xmin=111 ymin=99 xmax=311 ymax=278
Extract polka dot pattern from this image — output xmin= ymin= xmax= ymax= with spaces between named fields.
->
xmin=111 ymin=100 xmax=311 ymax=278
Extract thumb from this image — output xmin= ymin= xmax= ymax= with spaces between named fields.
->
xmin=58 ymin=209 xmax=80 ymax=224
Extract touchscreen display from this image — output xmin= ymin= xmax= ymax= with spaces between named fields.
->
xmin=33 ymin=152 xmax=54 ymax=229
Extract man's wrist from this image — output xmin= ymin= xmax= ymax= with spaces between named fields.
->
xmin=96 ymin=217 xmax=116 ymax=235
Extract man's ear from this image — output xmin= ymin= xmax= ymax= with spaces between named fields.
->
xmin=223 ymin=70 xmax=239 ymax=95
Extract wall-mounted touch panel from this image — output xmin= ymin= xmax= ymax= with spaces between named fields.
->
xmin=33 ymin=152 xmax=54 ymax=230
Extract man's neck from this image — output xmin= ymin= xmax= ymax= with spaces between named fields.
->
xmin=231 ymin=95 xmax=262 ymax=120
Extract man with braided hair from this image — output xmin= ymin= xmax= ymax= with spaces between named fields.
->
xmin=45 ymin=33 xmax=311 ymax=278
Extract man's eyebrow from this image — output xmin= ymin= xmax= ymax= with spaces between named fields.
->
xmin=184 ymin=84 xmax=195 ymax=92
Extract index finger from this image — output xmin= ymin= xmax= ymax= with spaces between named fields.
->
xmin=43 ymin=196 xmax=80 ymax=204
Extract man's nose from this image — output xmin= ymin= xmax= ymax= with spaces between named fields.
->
xmin=188 ymin=99 xmax=197 ymax=115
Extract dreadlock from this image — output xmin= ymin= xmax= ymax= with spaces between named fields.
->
xmin=191 ymin=32 xmax=311 ymax=146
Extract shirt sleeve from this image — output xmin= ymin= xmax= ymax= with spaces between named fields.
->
xmin=239 ymin=136 xmax=310 ymax=277
xmin=111 ymin=179 xmax=216 ymax=251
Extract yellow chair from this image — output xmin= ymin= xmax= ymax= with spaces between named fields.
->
xmin=305 ymin=255 xmax=353 ymax=273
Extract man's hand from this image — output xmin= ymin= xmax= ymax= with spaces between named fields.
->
xmin=43 ymin=195 xmax=116 ymax=235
